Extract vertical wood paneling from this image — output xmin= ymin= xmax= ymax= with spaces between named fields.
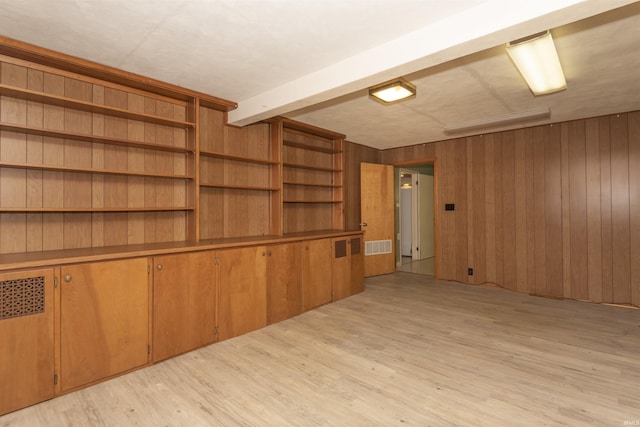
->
xmin=544 ymin=124 xmax=563 ymax=297
xmin=568 ymin=121 xmax=588 ymax=300
xmin=524 ymin=129 xmax=536 ymax=292
xmin=41 ymin=72 xmax=64 ymax=251
xmin=560 ymin=123 xmax=572 ymax=298
xmin=629 ymin=111 xmax=640 ymax=307
xmin=501 ymin=131 xmax=517 ymax=291
xmin=63 ymin=77 xmax=92 ymax=249
xmin=599 ymin=117 xmax=613 ymax=302
xmin=513 ymin=130 xmax=527 ymax=292
xmin=492 ymin=133 xmax=504 ymax=287
xmin=453 ymin=138 xmax=468 ymax=283
xmin=26 ymin=68 xmax=44 ymax=252
xmin=484 ymin=134 xmax=496 ymax=284
xmin=1 ymin=63 xmax=28 ymax=254
xmin=532 ymin=127 xmax=546 ymax=295
xmin=380 ymin=111 xmax=639 ymax=306
xmin=469 ymin=136 xmax=485 ymax=285
xmin=610 ymin=114 xmax=631 ymax=303
xmin=585 ymin=118 xmax=603 ymax=302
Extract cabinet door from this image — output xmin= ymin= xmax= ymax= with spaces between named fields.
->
xmin=302 ymin=238 xmax=332 ymax=311
xmin=0 ymin=268 xmax=55 ymax=415
xmin=331 ymin=238 xmax=351 ymax=301
xmin=267 ymin=242 xmax=303 ymax=324
xmin=152 ymin=251 xmax=216 ymax=362
xmin=60 ymin=258 xmax=149 ymax=392
xmin=350 ymin=237 xmax=365 ymax=295
xmin=217 ymin=246 xmax=267 ymax=341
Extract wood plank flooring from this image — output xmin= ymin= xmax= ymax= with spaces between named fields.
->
xmin=2 ymin=272 xmax=639 ymax=426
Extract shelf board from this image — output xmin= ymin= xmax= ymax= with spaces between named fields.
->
xmin=282 ymin=162 xmax=341 ymax=172
xmin=283 ymin=139 xmax=341 ymax=154
xmin=283 ymin=181 xmax=342 ymax=188
xmin=0 ymin=122 xmax=193 ymax=153
xmin=0 ymin=161 xmax=194 ymax=179
xmin=200 ymin=150 xmax=278 ymax=165
xmin=283 ymin=200 xmax=343 ymax=204
xmin=0 ymin=207 xmax=193 ymax=213
xmin=0 ymin=84 xmax=195 ymax=129
xmin=200 ymin=183 xmax=279 ymax=191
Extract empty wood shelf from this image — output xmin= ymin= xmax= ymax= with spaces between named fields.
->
xmin=282 ymin=139 xmax=342 ymax=154
xmin=0 ymin=161 xmax=194 ymax=179
xmin=200 ymin=150 xmax=278 ymax=165
xmin=283 ymin=181 xmax=342 ymax=188
xmin=0 ymin=207 xmax=194 ymax=213
xmin=0 ymin=84 xmax=195 ymax=129
xmin=0 ymin=122 xmax=193 ymax=153
xmin=200 ymin=183 xmax=280 ymax=191
xmin=282 ymin=162 xmax=341 ymax=172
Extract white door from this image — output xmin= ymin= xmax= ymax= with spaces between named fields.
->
xmin=412 ymin=173 xmax=435 ymax=260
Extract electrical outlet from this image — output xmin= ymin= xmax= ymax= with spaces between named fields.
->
xmin=468 ymin=268 xmax=474 ymax=276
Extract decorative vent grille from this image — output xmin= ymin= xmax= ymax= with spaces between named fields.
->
xmin=365 ymin=240 xmax=392 ymax=256
xmin=0 ymin=276 xmax=45 ymax=320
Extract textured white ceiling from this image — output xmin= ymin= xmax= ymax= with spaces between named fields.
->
xmin=0 ymin=0 xmax=638 ymax=149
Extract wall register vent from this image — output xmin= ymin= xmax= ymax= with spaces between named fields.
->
xmin=0 ymin=276 xmax=45 ymax=320
xmin=365 ymin=240 xmax=392 ymax=256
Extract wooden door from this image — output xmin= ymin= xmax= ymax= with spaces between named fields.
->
xmin=0 ymin=268 xmax=55 ymax=415
xmin=350 ymin=236 xmax=365 ymax=295
xmin=302 ymin=238 xmax=333 ymax=311
xmin=60 ymin=258 xmax=149 ymax=392
xmin=217 ymin=246 xmax=267 ymax=341
xmin=360 ymin=163 xmax=395 ymax=276
xmin=331 ymin=238 xmax=351 ymax=301
xmin=152 ymin=251 xmax=216 ymax=362
xmin=267 ymin=243 xmax=303 ymax=324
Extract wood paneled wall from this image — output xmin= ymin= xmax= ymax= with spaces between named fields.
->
xmin=344 ymin=141 xmax=381 ymax=230
xmin=381 ymin=111 xmax=640 ymax=306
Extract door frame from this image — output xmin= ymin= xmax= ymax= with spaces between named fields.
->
xmin=393 ymin=158 xmax=438 ymax=279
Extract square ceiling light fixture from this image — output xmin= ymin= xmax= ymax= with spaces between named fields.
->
xmin=506 ymin=31 xmax=567 ymax=95
xmin=369 ymin=78 xmax=416 ymax=104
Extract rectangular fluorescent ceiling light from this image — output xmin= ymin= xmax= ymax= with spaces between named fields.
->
xmin=443 ymin=107 xmax=551 ymax=134
xmin=506 ymin=31 xmax=566 ymax=95
xmin=369 ymin=78 xmax=416 ymax=104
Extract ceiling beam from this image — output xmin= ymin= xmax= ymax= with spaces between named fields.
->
xmin=229 ymin=0 xmax=635 ymax=127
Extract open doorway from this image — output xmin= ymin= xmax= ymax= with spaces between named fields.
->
xmin=396 ymin=163 xmax=435 ymax=276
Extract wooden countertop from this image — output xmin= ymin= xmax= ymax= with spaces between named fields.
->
xmin=0 ymin=229 xmax=364 ymax=271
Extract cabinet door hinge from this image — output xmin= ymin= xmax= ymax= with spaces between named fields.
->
xmin=54 ymin=276 xmax=58 ymax=288
xmin=53 ymin=373 xmax=58 ymax=385
xmin=148 ymin=344 xmax=151 ymax=355
xmin=147 ymin=265 xmax=151 ymax=274
xmin=214 ymin=326 xmax=219 ymax=335
xmin=214 ymin=257 xmax=220 ymax=266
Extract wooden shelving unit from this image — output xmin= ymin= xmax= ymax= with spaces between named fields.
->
xmin=273 ymin=118 xmax=345 ymax=233
xmin=0 ymin=52 xmax=205 ymax=251
xmin=199 ymin=108 xmax=280 ymax=239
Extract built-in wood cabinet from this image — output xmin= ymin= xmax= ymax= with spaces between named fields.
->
xmin=0 ymin=37 xmax=364 ymax=417
xmin=59 ymin=258 xmax=150 ymax=392
xmin=152 ymin=251 xmax=216 ymax=362
xmin=267 ymin=242 xmax=303 ymax=324
xmin=302 ymin=238 xmax=333 ymax=310
xmin=0 ymin=268 xmax=55 ymax=415
xmin=216 ymin=246 xmax=268 ymax=341
xmin=332 ymin=236 xmax=365 ymax=301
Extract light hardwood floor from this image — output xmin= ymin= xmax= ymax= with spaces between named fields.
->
xmin=2 ymin=273 xmax=639 ymax=426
